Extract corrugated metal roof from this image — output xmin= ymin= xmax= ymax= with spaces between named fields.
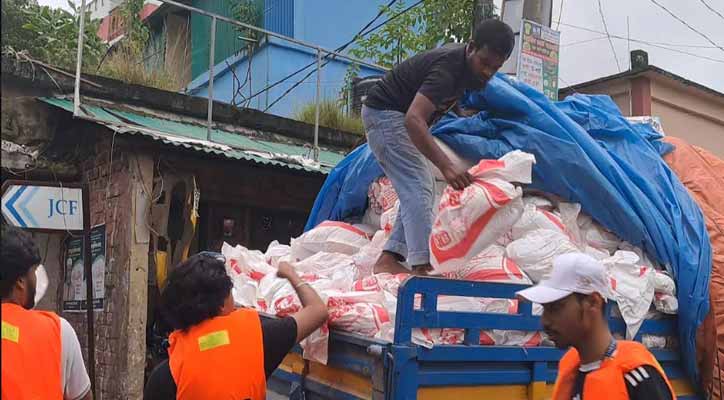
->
xmin=40 ymin=97 xmax=345 ymax=174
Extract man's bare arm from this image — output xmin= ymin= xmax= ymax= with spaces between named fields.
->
xmin=277 ymin=262 xmax=328 ymax=343
xmin=405 ymin=93 xmax=473 ymax=190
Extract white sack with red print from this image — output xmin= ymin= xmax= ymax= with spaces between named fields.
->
xmin=442 ymin=245 xmax=532 ymax=285
xmin=222 ymin=242 xmax=276 ymax=281
xmin=429 ymin=151 xmax=535 ymax=273
xmin=291 ymin=221 xmax=370 ymax=260
xmin=363 ymin=176 xmax=398 ymax=229
xmin=511 ymin=203 xmax=567 ymax=240
xmin=327 ymin=290 xmax=391 ymax=338
xmin=604 ymin=251 xmax=656 ymax=339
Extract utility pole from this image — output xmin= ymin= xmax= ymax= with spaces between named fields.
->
xmin=500 ymin=0 xmax=554 ymax=74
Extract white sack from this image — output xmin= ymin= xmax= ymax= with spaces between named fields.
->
xmin=522 ymin=195 xmax=554 ymax=210
xmin=605 ymin=251 xmax=656 ymax=339
xmin=505 ymin=229 xmax=580 ymax=283
xmin=443 ymin=245 xmax=532 ymax=285
xmin=511 ymin=203 xmax=567 ymax=240
xmin=291 ymin=221 xmax=370 ymax=260
xmin=222 ymin=242 xmax=276 ymax=281
xmin=352 ymin=231 xmax=388 ymax=279
xmin=265 ymin=240 xmax=291 ymax=268
xmin=654 ymin=293 xmax=678 ymax=314
xmin=430 ymin=151 xmax=535 ymax=273
xmin=578 ymin=215 xmax=621 ymax=253
xmin=654 ymin=271 xmax=676 ymax=296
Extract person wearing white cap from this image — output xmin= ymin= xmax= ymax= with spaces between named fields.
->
xmin=516 ymin=252 xmax=675 ymax=400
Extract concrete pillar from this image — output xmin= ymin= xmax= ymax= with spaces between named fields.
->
xmin=631 ymin=76 xmax=652 ymax=116
xmin=123 ymin=152 xmax=153 ymax=398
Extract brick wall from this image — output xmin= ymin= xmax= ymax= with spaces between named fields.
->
xmin=61 ymin=132 xmax=135 ymax=400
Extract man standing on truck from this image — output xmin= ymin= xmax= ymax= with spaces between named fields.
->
xmin=143 ymin=254 xmax=328 ymax=400
xmin=362 ymin=19 xmax=515 ymax=275
xmin=517 ymin=253 xmax=675 ymax=400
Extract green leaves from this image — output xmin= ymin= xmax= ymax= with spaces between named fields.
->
xmin=233 ymin=0 xmax=263 ymax=45
xmin=2 ymin=0 xmax=106 ymax=70
xmin=348 ymin=0 xmax=497 ymax=69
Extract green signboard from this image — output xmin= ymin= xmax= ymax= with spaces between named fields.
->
xmin=517 ymin=19 xmax=561 ymax=101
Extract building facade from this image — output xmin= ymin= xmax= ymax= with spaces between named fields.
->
xmin=559 ymin=50 xmax=724 ymax=158
xmin=1 ymin=55 xmax=356 ymax=399
xmin=146 ymin=0 xmax=389 ymax=117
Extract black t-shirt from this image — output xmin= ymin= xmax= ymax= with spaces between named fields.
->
xmin=364 ymin=43 xmax=484 ymax=119
xmin=571 ymin=364 xmax=673 ymax=400
xmin=142 ymin=316 xmax=297 ymax=400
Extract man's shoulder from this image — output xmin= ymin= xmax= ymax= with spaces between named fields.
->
xmin=404 ymin=43 xmax=465 ymax=67
xmin=428 ymin=43 xmax=466 ymax=56
xmin=615 ymin=340 xmax=658 ymax=365
xmin=59 ymin=317 xmax=78 ymax=338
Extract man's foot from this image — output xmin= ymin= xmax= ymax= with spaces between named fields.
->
xmin=373 ymin=252 xmax=411 ymax=275
xmin=411 ymin=263 xmax=433 ymax=276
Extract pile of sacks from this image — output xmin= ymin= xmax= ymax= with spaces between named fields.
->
xmin=222 ymin=150 xmax=678 ymax=364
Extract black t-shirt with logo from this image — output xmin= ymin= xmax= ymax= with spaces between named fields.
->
xmin=364 ymin=43 xmax=485 ymax=121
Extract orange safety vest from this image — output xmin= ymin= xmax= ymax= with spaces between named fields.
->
xmin=168 ymin=308 xmax=266 ymax=400
xmin=1 ymin=302 xmax=63 ymax=400
xmin=552 ymin=340 xmax=676 ymax=400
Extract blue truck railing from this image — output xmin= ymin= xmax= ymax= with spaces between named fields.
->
xmin=269 ymin=276 xmax=698 ymax=400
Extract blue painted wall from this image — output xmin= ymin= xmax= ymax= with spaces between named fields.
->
xmin=189 ymin=38 xmax=383 ymax=117
xmin=188 ymin=0 xmax=391 ymax=118
xmin=293 ymin=0 xmax=390 ymax=50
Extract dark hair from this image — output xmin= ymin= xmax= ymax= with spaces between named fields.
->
xmin=161 ymin=253 xmax=233 ymax=331
xmin=472 ymin=19 xmax=516 ymax=58
xmin=0 ymin=225 xmax=41 ymax=299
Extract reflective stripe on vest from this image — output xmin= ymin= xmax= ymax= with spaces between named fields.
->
xmin=168 ymin=308 xmax=266 ymax=400
xmin=552 ymin=340 xmax=677 ymax=400
xmin=1 ymin=303 xmax=63 ymax=400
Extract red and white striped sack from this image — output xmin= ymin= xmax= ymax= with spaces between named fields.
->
xmin=430 ymin=151 xmax=535 ymax=273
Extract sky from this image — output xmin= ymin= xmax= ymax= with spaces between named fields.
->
xmin=37 ymin=0 xmax=724 ymax=93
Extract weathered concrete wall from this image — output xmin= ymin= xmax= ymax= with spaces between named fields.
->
xmin=0 ymin=82 xmax=57 ymax=146
xmin=60 ymin=132 xmax=149 ymax=400
xmin=31 ymin=232 xmax=65 ymax=312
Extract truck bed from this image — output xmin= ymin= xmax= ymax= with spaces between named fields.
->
xmin=267 ymin=277 xmax=699 ymax=400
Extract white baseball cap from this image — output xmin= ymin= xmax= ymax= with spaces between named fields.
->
xmin=516 ymin=252 xmax=612 ymax=304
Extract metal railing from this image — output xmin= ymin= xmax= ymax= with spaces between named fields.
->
xmin=74 ymin=0 xmax=389 ymax=162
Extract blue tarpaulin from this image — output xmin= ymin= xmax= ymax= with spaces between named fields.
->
xmin=304 ymin=73 xmax=711 ymax=385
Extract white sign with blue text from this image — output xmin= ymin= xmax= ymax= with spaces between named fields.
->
xmin=1 ymin=185 xmax=84 ymax=230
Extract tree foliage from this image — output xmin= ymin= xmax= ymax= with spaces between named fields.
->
xmin=349 ymin=0 xmax=497 ymax=69
xmin=233 ymin=0 xmax=263 ymax=44
xmin=1 ymin=0 xmax=106 ymax=70
xmin=121 ymin=0 xmax=149 ymax=52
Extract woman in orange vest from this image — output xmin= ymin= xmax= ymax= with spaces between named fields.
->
xmin=1 ymin=225 xmax=92 ymax=400
xmin=144 ymin=251 xmax=328 ymax=399
xmin=517 ymin=252 xmax=676 ymax=400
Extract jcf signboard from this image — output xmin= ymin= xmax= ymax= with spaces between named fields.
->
xmin=2 ymin=184 xmax=84 ymax=230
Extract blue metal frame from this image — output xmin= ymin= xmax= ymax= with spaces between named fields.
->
xmin=268 ymin=277 xmax=695 ymax=399
xmin=388 ymin=276 xmax=688 ymax=399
